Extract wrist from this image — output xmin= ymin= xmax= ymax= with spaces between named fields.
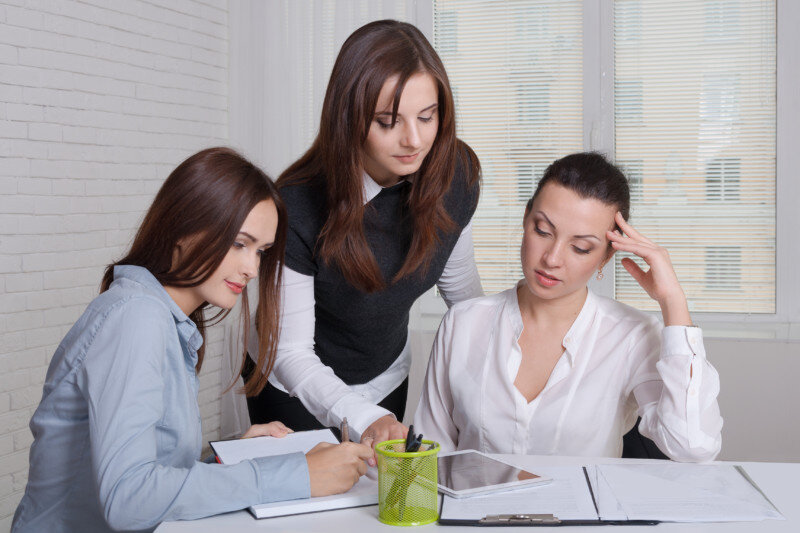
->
xmin=659 ymin=294 xmax=692 ymax=327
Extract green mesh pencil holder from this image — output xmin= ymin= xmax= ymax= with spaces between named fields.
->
xmin=375 ymin=439 xmax=440 ymax=526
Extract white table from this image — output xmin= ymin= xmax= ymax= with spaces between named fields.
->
xmin=156 ymin=455 xmax=798 ymax=532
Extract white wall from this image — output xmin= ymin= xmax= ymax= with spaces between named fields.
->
xmin=0 ymin=1 xmax=229 ymax=529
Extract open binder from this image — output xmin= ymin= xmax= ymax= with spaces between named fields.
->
xmin=438 ymin=463 xmax=783 ymax=527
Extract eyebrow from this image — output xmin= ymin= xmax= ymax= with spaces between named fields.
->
xmin=239 ymin=231 xmax=274 ymax=248
xmin=375 ymin=103 xmax=438 ymax=117
xmin=535 ymin=211 xmax=601 ymax=242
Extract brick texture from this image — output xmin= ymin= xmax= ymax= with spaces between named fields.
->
xmin=0 ymin=1 xmax=230 ymax=529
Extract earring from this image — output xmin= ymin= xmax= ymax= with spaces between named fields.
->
xmin=596 ymin=268 xmax=604 ymax=281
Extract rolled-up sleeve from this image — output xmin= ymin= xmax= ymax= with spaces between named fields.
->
xmin=632 ymin=325 xmax=723 ymax=462
xmin=81 ymin=297 xmax=310 ymax=531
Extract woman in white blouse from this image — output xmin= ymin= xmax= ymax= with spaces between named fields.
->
xmin=415 ymin=152 xmax=722 ymax=462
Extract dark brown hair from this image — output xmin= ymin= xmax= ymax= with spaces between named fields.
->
xmin=279 ymin=19 xmax=480 ymax=292
xmin=526 ymin=152 xmax=630 ymax=229
xmin=101 ymin=147 xmax=287 ymax=396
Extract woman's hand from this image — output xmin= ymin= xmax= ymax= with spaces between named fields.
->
xmin=241 ymin=421 xmax=293 ymax=439
xmin=306 ymin=441 xmax=374 ymax=497
xmin=360 ymin=415 xmax=408 ymax=447
xmin=607 ymin=212 xmax=692 ymax=326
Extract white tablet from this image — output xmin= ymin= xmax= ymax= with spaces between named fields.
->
xmin=437 ymin=450 xmax=550 ymax=498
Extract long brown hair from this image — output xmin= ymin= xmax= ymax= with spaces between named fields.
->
xmin=279 ymin=19 xmax=480 ymax=292
xmin=101 ymin=147 xmax=287 ymax=396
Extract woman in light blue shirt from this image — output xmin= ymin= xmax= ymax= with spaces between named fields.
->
xmin=12 ymin=148 xmax=374 ymax=533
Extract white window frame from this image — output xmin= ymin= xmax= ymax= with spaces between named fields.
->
xmin=419 ymin=0 xmax=800 ymax=339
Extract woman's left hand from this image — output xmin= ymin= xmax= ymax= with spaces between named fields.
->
xmin=241 ymin=421 xmax=293 ymax=439
xmin=607 ymin=212 xmax=692 ymax=326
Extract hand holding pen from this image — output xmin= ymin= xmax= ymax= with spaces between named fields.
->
xmin=304 ymin=418 xmax=375 ymax=497
xmin=341 ymin=417 xmax=376 ymax=467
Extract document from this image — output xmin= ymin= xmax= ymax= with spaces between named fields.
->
xmin=441 ymin=463 xmax=783 ymax=525
xmin=590 ymin=464 xmax=784 ymax=523
xmin=210 ymin=429 xmax=378 ymax=519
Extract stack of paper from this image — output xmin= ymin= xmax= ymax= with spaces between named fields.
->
xmin=210 ymin=429 xmax=378 ymax=519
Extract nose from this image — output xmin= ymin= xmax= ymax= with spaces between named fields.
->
xmin=400 ymin=121 xmax=421 ymax=150
xmin=242 ymin=251 xmax=259 ymax=280
xmin=542 ymin=240 xmax=565 ymax=268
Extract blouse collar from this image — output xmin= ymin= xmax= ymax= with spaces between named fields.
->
xmin=362 ymin=171 xmax=412 ymax=205
xmin=506 ymin=281 xmax=599 ymax=367
xmin=112 ymin=265 xmax=203 ymax=354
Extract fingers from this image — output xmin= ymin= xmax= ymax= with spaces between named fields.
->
xmin=241 ymin=421 xmax=294 ymax=439
xmin=620 ymin=257 xmax=647 ymax=285
xmin=614 ymin=212 xmax=654 ymax=245
xmin=609 ymin=237 xmax=659 ymax=264
xmin=362 ymin=437 xmax=377 ymax=467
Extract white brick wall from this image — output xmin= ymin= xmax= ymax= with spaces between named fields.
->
xmin=0 ymin=1 xmax=230 ymax=530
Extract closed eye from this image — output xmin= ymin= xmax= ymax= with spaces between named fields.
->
xmin=572 ymin=245 xmax=591 ymax=255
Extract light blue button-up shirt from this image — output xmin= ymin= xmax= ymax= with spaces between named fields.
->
xmin=13 ymin=265 xmax=310 ymax=533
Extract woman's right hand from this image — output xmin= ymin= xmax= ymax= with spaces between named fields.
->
xmin=305 ymin=440 xmax=374 ymax=497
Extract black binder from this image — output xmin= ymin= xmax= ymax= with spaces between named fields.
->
xmin=439 ymin=514 xmax=659 ymax=527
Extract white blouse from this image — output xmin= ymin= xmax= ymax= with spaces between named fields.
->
xmin=414 ymin=284 xmax=723 ymax=462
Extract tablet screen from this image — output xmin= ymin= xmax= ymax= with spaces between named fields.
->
xmin=438 ymin=452 xmax=542 ymax=493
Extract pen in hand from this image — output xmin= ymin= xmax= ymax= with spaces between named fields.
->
xmin=341 ymin=417 xmax=375 ymax=467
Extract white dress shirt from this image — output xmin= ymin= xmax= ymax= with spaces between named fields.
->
xmin=414 ymin=283 xmax=723 ymax=462
xmin=248 ymin=173 xmax=483 ymax=437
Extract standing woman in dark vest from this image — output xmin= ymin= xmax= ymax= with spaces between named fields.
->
xmin=244 ymin=20 xmax=482 ymax=445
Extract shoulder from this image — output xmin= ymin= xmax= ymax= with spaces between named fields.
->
xmin=278 ymin=177 xmax=327 ymax=219
xmin=590 ymin=291 xmax=661 ymax=338
xmin=87 ymin=285 xmax=175 ymax=345
xmin=453 ymin=139 xmax=480 ymax=193
xmin=444 ymin=140 xmax=481 ymax=224
xmin=278 ymin=178 xmax=327 ymax=247
xmin=443 ymin=288 xmax=509 ymax=328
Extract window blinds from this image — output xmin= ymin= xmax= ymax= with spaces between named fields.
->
xmin=614 ymin=0 xmax=776 ymax=313
xmin=434 ymin=0 xmax=776 ymax=314
xmin=434 ymin=0 xmax=584 ymax=295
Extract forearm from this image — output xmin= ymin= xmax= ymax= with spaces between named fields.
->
xmin=636 ymin=327 xmax=723 ymax=462
xmin=99 ymin=453 xmax=309 ymax=530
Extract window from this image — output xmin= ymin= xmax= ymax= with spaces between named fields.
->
xmin=434 ymin=0 xmax=790 ymax=322
xmin=433 ymin=0 xmax=584 ymax=295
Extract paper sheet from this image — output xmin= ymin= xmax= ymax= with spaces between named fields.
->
xmin=440 ymin=466 xmax=599 ymax=521
xmin=210 ymin=429 xmax=337 ymax=464
xmin=595 ymin=464 xmax=784 ymax=522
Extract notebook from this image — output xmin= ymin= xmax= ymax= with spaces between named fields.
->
xmin=210 ymin=429 xmax=378 ymax=519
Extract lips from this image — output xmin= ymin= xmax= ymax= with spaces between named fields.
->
xmin=534 ymin=270 xmax=561 ymax=288
xmin=225 ymin=280 xmax=244 ymax=294
xmin=393 ymin=152 xmax=420 ymax=164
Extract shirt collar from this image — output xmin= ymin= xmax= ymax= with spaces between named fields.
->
xmin=508 ymin=281 xmax=598 ymax=367
xmin=112 ymin=265 xmax=203 ymax=353
xmin=361 ymin=171 xmax=412 ymax=205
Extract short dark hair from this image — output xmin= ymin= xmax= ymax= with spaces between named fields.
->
xmin=526 ymin=152 xmax=630 ymax=223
